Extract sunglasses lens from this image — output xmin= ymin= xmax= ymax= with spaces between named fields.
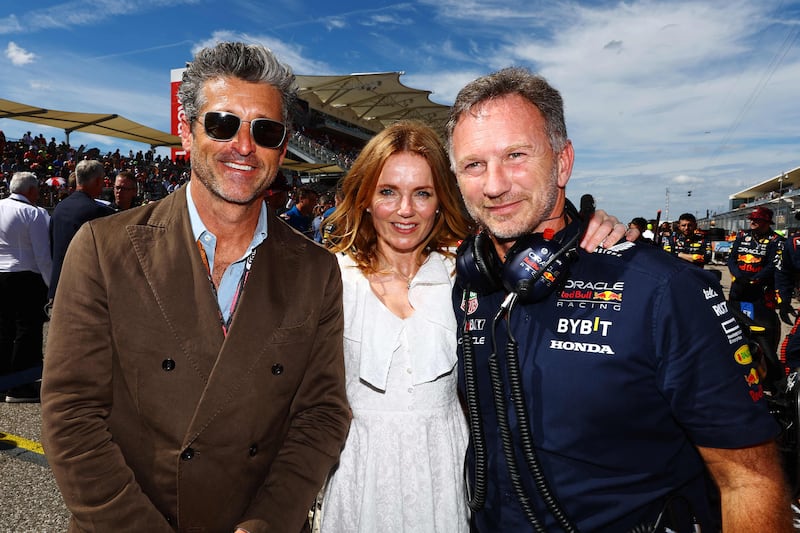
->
xmin=204 ymin=112 xmax=241 ymax=141
xmin=252 ymin=119 xmax=286 ymax=148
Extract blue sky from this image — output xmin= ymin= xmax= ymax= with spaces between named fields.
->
xmin=1 ymin=0 xmax=799 ymax=224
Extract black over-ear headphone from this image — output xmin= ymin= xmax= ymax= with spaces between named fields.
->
xmin=456 ymin=196 xmax=594 ymax=304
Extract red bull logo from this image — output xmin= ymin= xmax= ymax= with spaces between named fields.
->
xmin=737 ymin=253 xmax=761 ymax=264
xmin=594 ymin=290 xmax=622 ymax=302
xmin=745 ymin=368 xmax=760 ymax=386
xmin=543 ymin=271 xmax=556 ymax=283
xmin=750 ymin=384 xmax=764 ymax=402
xmin=734 ymin=345 xmax=752 ymax=365
xmin=560 ymin=289 xmax=593 ymax=299
xmin=522 ymin=256 xmax=540 ymax=271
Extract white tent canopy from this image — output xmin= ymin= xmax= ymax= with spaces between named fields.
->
xmin=295 ymin=72 xmax=450 ymax=134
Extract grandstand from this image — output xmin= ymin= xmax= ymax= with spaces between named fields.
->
xmin=699 ymin=165 xmax=800 ymax=235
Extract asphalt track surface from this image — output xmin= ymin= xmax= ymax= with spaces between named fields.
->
xmin=0 ymin=263 xmax=789 ymax=532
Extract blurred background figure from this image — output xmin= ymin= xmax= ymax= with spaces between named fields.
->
xmin=264 ymin=170 xmax=291 ymax=214
xmin=0 ymin=172 xmax=51 ymax=402
xmin=111 ymin=170 xmax=139 ymax=211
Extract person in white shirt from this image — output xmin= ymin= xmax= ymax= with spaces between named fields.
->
xmin=0 ymin=171 xmax=52 ymax=402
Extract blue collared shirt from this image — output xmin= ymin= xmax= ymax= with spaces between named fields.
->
xmin=186 ymin=182 xmax=268 ymax=322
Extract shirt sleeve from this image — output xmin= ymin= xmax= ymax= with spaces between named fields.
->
xmin=653 ymin=267 xmax=779 ymax=448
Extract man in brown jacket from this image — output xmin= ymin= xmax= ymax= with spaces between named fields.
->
xmin=41 ymin=42 xmax=350 ymax=533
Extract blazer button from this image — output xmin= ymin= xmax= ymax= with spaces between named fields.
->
xmin=180 ymin=447 xmax=195 ymax=461
xmin=162 ymin=358 xmax=176 ymax=371
xmin=249 ymin=444 xmax=258 ymax=457
xmin=271 ymin=363 xmax=284 ymax=375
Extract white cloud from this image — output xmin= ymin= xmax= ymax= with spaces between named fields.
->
xmin=325 ymin=17 xmax=347 ymax=31
xmin=6 ymin=42 xmax=35 ymax=65
xmin=28 ymin=80 xmax=52 ymax=91
xmin=362 ymin=14 xmax=413 ymax=26
xmin=0 ymin=15 xmax=23 ymax=34
xmin=673 ymin=174 xmax=703 ymax=184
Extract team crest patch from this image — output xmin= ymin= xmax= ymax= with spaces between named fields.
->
xmin=461 ymin=291 xmax=479 ymax=315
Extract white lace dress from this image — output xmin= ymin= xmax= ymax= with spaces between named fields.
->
xmin=320 ymin=252 xmax=470 ymax=533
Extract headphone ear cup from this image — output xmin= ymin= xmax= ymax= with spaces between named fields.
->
xmin=502 ymin=233 xmax=573 ymax=303
xmin=456 ymin=233 xmax=503 ymax=293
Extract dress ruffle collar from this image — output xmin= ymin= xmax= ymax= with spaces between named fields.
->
xmin=339 ymin=252 xmax=458 ymax=390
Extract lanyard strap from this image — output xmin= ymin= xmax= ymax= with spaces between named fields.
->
xmin=196 ymin=241 xmax=257 ymax=337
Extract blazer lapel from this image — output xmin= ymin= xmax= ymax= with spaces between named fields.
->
xmin=182 ymin=211 xmax=302 ymax=443
xmin=126 ymin=187 xmax=224 ymax=383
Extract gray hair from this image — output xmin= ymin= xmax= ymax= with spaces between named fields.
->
xmin=445 ymin=67 xmax=568 ymax=159
xmin=75 ymin=159 xmax=105 ymax=186
xmin=178 ymin=42 xmax=297 ymax=126
xmin=10 ymin=172 xmax=38 ymax=194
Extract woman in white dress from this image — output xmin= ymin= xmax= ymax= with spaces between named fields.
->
xmin=320 ymin=121 xmax=474 ymax=532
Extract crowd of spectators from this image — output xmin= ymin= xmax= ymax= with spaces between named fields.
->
xmin=0 ymin=129 xmax=190 ymax=209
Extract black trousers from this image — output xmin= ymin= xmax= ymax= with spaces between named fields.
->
xmin=0 ymin=271 xmax=48 ymax=376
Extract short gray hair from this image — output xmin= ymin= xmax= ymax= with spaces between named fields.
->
xmin=10 ymin=172 xmax=38 ymax=194
xmin=178 ymin=41 xmax=297 ymax=126
xmin=75 ymin=159 xmax=105 ymax=186
xmin=445 ymin=67 xmax=568 ymax=159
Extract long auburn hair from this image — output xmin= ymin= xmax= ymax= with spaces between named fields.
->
xmin=326 ymin=120 xmax=473 ymax=274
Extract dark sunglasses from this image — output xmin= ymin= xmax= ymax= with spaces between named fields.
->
xmin=201 ymin=111 xmax=287 ymax=149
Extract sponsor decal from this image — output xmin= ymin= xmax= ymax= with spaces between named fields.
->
xmin=550 ymin=339 xmax=615 ymax=355
xmin=745 ymin=368 xmax=760 ymax=386
xmin=737 ymin=253 xmax=761 ymax=264
xmin=558 ymin=279 xmax=624 ymax=311
xmin=522 ymin=255 xmax=541 ymax=272
xmin=734 ymin=345 xmax=752 ymax=365
xmin=750 ymin=384 xmax=764 ymax=402
xmin=556 ymin=317 xmax=612 ymax=336
xmin=465 ymin=318 xmax=487 ymax=332
xmin=720 ymin=317 xmax=744 ymax=345
xmin=461 ymin=291 xmax=479 ymax=315
xmin=738 ymin=262 xmax=762 ymax=274
xmin=595 ymin=241 xmax=634 ymax=255
xmin=594 ymin=290 xmax=622 ymax=302
xmin=703 ymin=287 xmax=719 ymax=300
xmin=564 ymin=280 xmax=625 ymax=291
xmin=711 ymin=301 xmax=729 ymax=317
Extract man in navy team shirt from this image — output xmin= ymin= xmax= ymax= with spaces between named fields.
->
xmin=447 ymin=67 xmax=791 ymax=532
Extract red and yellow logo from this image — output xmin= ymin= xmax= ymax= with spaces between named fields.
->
xmin=594 ymin=290 xmax=622 ymax=302
xmin=734 ymin=345 xmax=752 ymax=365
xmin=745 ymin=368 xmax=760 ymax=386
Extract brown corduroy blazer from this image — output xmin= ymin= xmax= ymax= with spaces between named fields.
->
xmin=41 ymin=186 xmax=350 ymax=533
